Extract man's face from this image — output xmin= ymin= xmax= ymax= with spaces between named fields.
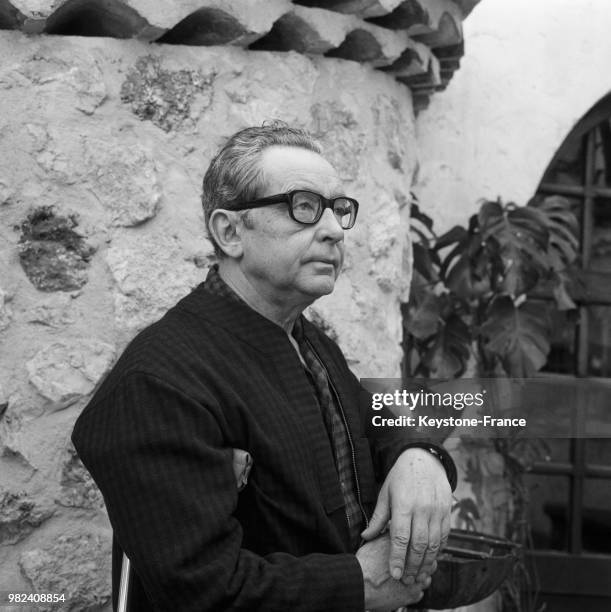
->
xmin=237 ymin=145 xmax=346 ymax=306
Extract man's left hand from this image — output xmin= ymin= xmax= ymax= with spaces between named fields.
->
xmin=360 ymin=447 xmax=452 ymax=582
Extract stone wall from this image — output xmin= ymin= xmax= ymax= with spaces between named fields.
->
xmin=0 ymin=31 xmax=419 ymax=608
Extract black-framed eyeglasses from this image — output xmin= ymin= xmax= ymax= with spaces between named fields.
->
xmin=230 ymin=190 xmax=359 ymax=229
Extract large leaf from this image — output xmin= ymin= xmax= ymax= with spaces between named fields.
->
xmin=480 ymin=296 xmax=550 ymax=377
xmin=444 ymin=250 xmax=492 ymax=301
xmin=405 ymin=292 xmax=442 ymax=339
xmin=528 ymin=195 xmax=579 ymax=270
xmin=410 ymin=202 xmax=435 ymax=234
xmin=479 ymin=201 xmax=550 ymax=296
xmin=412 ymin=242 xmax=439 ymax=283
xmin=435 ymin=225 xmax=469 ymax=251
xmin=437 ymin=225 xmax=491 ymax=301
xmin=423 ymin=311 xmax=471 ymax=377
xmin=552 ymin=272 xmax=577 ymax=311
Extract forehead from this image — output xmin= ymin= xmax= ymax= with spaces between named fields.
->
xmin=259 ymin=145 xmax=342 ymax=197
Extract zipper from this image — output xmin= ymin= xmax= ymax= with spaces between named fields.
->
xmin=305 ymin=339 xmax=369 ymax=530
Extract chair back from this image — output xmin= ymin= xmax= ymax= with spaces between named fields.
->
xmin=117 ymin=553 xmax=131 ymax=612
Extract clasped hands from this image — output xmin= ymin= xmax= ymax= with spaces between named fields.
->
xmin=356 ymin=448 xmax=452 ymax=611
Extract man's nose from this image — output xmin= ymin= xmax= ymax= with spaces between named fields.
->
xmin=316 ymin=208 xmax=344 ymax=242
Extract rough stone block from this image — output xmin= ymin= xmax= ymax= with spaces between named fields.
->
xmin=1 ymin=428 xmax=36 ymax=468
xmin=88 ymin=142 xmax=162 ymax=227
xmin=25 ymin=339 xmax=115 ymax=410
xmin=58 ymin=445 xmax=104 ymax=510
xmin=20 ymin=531 xmax=112 ymax=612
xmin=20 ymin=51 xmax=107 ymax=115
xmin=0 ymin=490 xmax=54 ymax=545
xmin=120 ymin=54 xmax=215 ymax=132
xmin=25 ymin=293 xmax=75 ymax=327
xmin=0 ymin=284 xmax=11 ymax=331
xmin=0 ymin=177 xmax=15 ymax=205
xmin=25 ymin=124 xmax=84 ymax=185
xmin=16 ymin=207 xmax=95 ymax=292
xmin=106 ymin=233 xmax=202 ymax=332
xmin=310 ymin=101 xmax=366 ymax=181
xmin=0 ymin=382 xmax=7 ymax=421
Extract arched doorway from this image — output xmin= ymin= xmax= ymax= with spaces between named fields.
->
xmin=526 ymin=93 xmax=611 ymax=611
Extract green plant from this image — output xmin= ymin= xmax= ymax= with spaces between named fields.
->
xmin=404 ymin=195 xmax=578 ymax=379
xmin=403 ymin=195 xmax=579 ymax=611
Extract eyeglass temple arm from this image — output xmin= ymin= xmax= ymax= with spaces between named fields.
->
xmin=229 ymin=194 xmax=288 ymax=211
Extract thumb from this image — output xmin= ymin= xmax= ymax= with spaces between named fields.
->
xmin=360 ymin=488 xmax=390 ymax=541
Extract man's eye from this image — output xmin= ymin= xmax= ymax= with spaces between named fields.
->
xmin=334 ymin=201 xmax=351 ymax=215
xmin=294 ymin=199 xmax=318 ymax=211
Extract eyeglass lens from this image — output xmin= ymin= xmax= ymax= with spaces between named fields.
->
xmin=290 ymin=191 xmax=356 ymax=229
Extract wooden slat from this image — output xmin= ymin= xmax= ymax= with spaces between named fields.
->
xmin=539 ymin=182 xmax=611 ymax=199
xmin=531 ymin=461 xmax=611 ymax=478
xmin=530 ymin=461 xmax=575 ymax=475
xmin=570 ymin=438 xmax=585 ymax=553
xmin=586 ymin=464 xmax=611 ymax=478
xmin=527 ymin=551 xmax=611 ymax=597
xmin=529 ymin=270 xmax=611 ymax=305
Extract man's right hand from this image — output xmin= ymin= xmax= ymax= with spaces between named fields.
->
xmin=356 ymin=532 xmax=435 ymax=611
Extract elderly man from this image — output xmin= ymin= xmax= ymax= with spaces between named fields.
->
xmin=72 ymin=123 xmax=456 ymax=611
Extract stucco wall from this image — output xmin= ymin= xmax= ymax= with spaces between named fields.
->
xmin=416 ymin=0 xmax=611 ymax=231
xmin=0 ymin=30 xmax=418 ymax=606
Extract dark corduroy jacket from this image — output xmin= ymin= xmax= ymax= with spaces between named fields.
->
xmin=72 ymin=283 xmax=456 ymax=612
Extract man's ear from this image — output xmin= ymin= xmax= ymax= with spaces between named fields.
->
xmin=208 ymin=209 xmax=245 ymax=258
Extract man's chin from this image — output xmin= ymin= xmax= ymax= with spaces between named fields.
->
xmin=300 ymin=277 xmax=337 ymax=299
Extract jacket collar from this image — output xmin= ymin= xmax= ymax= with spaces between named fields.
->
xmin=179 ymin=265 xmax=328 ymax=358
xmin=176 ymin=281 xmax=311 ymax=357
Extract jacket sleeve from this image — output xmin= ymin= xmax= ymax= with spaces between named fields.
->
xmin=72 ymin=371 xmax=364 ymax=612
xmin=356 ymin=378 xmax=457 ymax=491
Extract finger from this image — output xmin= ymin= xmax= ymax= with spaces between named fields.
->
xmin=407 ymin=588 xmax=425 ymax=605
xmin=418 ymin=575 xmax=432 ymax=589
xmin=415 ymin=566 xmax=434 ymax=583
xmin=360 ymin=488 xmax=390 ymax=541
xmin=388 ymin=510 xmax=414 ymax=579
xmin=401 ymin=514 xmax=428 ymax=578
xmin=414 ymin=574 xmax=432 ymax=590
xmin=400 ymin=574 xmax=415 ymax=586
xmin=417 ymin=515 xmax=442 ymax=575
xmin=415 ymin=559 xmax=437 ymax=584
xmin=439 ymin=513 xmax=451 ymax=552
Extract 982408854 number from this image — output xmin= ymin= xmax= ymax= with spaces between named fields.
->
xmin=3 ymin=592 xmax=66 ymax=605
